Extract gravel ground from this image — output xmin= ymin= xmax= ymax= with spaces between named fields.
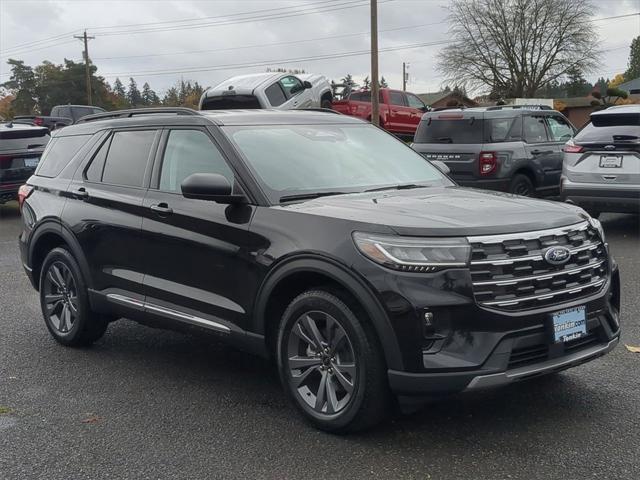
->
xmin=0 ymin=201 xmax=638 ymax=480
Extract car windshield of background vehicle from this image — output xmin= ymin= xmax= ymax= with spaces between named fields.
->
xmin=225 ymin=124 xmax=452 ymax=202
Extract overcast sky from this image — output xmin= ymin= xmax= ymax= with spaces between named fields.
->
xmin=0 ymin=0 xmax=638 ymax=97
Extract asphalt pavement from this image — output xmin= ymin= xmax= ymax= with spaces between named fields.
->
xmin=0 ymin=200 xmax=638 ymax=480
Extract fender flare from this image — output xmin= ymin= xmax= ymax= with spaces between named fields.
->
xmin=252 ymin=254 xmax=404 ymax=370
xmin=29 ymin=220 xmax=94 ymax=290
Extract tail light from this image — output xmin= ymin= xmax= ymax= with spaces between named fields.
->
xmin=33 ymin=117 xmax=44 ymax=126
xmin=562 ymin=144 xmax=584 ymax=153
xmin=18 ymin=184 xmax=34 ymax=209
xmin=479 ymin=151 xmax=497 ymax=175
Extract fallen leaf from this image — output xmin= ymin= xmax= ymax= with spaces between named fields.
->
xmin=625 ymin=344 xmax=640 ymax=353
xmin=81 ymin=414 xmax=101 ymax=424
xmin=0 ymin=406 xmax=12 ymax=415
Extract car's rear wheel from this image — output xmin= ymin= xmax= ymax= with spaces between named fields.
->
xmin=509 ymin=174 xmax=535 ymax=196
xmin=40 ymin=247 xmax=108 ymax=346
xmin=277 ymin=290 xmax=390 ymax=433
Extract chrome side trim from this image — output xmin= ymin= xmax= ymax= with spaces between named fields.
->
xmin=472 ymin=260 xmax=605 ymax=287
xmin=144 ymin=303 xmax=231 ymax=334
xmin=467 ymin=221 xmax=589 ymax=244
xmin=105 ymin=294 xmax=230 ymax=334
xmin=469 ymin=241 xmax=601 ymax=266
xmin=480 ymin=278 xmax=605 ymax=307
xmin=106 ymin=293 xmax=144 ymax=308
xmin=465 ymin=337 xmax=619 ymax=391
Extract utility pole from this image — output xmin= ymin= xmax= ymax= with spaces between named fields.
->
xmin=370 ymin=0 xmax=379 ymax=126
xmin=402 ymin=62 xmax=406 ymax=91
xmin=74 ymin=30 xmax=95 ymax=105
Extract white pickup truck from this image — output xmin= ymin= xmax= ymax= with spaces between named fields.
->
xmin=199 ymin=72 xmax=333 ymax=111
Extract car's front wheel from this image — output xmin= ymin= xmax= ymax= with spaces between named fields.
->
xmin=509 ymin=173 xmax=535 ymax=196
xmin=39 ymin=247 xmax=109 ymax=346
xmin=277 ymin=289 xmax=390 ymax=433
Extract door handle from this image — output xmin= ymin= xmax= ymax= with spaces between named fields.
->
xmin=150 ymin=203 xmax=173 ymax=215
xmin=531 ymin=149 xmax=553 ymax=155
xmin=72 ymin=187 xmax=89 ymax=199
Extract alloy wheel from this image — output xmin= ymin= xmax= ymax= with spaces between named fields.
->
xmin=43 ymin=261 xmax=78 ymax=334
xmin=286 ymin=311 xmax=357 ymax=415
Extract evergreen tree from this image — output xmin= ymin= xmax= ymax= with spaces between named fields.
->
xmin=340 ymin=74 xmax=359 ymax=89
xmin=113 ymin=77 xmax=126 ymax=98
xmin=624 ymin=36 xmax=640 ymax=81
xmin=141 ymin=82 xmax=158 ymax=106
xmin=163 ymin=87 xmax=179 ymax=106
xmin=379 ymin=76 xmax=388 ymax=88
xmin=362 ymin=76 xmax=370 ymax=90
xmin=127 ymin=77 xmax=142 ymax=107
xmin=1 ymin=59 xmax=37 ymax=114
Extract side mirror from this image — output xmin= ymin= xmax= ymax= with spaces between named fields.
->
xmin=431 ymin=160 xmax=450 ymax=175
xmin=303 ymin=80 xmax=312 ymax=89
xmin=181 ymin=173 xmax=245 ymax=204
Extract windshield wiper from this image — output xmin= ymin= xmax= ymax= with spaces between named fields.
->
xmin=279 ymin=191 xmax=349 ymax=203
xmin=364 ymin=183 xmax=426 ymax=193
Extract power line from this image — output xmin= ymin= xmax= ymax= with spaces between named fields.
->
xmin=99 ymin=40 xmax=451 ymax=78
xmin=92 ymin=21 xmax=446 ymax=61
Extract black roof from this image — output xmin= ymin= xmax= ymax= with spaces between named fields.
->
xmin=61 ymin=107 xmax=362 ymax=135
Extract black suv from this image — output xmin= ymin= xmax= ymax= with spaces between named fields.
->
xmin=411 ymin=106 xmax=576 ymax=197
xmin=19 ymin=108 xmax=620 ymax=433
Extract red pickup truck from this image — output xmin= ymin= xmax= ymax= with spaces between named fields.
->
xmin=331 ymin=88 xmax=428 ymax=138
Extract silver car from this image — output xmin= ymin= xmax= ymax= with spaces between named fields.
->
xmin=199 ymin=72 xmax=333 ymax=111
xmin=561 ymin=105 xmax=640 ymax=216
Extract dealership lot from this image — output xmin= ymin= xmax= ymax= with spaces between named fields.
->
xmin=0 ymin=201 xmax=638 ymax=479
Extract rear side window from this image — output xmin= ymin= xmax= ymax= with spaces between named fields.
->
xmin=546 ymin=116 xmax=574 ymax=141
xmin=98 ymin=130 xmax=156 ymax=187
xmin=265 ymin=83 xmax=287 ymax=107
xmin=389 ymin=91 xmax=405 ymax=106
xmin=348 ymin=91 xmax=383 ymax=103
xmin=36 ymin=134 xmax=90 ymax=177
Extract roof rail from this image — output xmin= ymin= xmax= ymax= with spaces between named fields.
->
xmin=485 ymin=105 xmax=553 ymax=111
xmin=75 ymin=107 xmax=200 ymax=124
xmin=298 ymin=107 xmax=343 ymax=114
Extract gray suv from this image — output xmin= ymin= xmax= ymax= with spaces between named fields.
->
xmin=411 ymin=106 xmax=576 ymax=196
xmin=561 ymin=105 xmax=639 ymax=216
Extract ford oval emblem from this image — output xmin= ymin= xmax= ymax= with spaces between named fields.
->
xmin=544 ymin=246 xmax=572 ymax=265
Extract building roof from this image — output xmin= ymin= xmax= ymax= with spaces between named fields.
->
xmin=555 ymin=96 xmax=598 ymax=108
xmin=618 ymin=77 xmax=640 ymax=93
xmin=418 ymin=91 xmax=479 ymax=107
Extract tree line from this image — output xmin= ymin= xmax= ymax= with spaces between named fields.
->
xmin=0 ymin=58 xmax=205 ymax=118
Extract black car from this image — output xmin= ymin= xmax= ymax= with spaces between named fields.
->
xmin=411 ymin=106 xmax=576 ymax=197
xmin=19 ymin=108 xmax=620 ymax=433
xmin=0 ymin=122 xmax=49 ymax=204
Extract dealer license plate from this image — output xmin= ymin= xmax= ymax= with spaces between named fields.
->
xmin=599 ymin=155 xmax=622 ymax=168
xmin=551 ymin=306 xmax=587 ymax=343
xmin=24 ymin=157 xmax=40 ymax=168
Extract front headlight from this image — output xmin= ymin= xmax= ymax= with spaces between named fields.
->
xmin=352 ymin=232 xmax=471 ymax=272
xmin=588 ymin=216 xmax=605 ymax=242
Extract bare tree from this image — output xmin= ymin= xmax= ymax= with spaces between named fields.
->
xmin=438 ymin=0 xmax=600 ymax=98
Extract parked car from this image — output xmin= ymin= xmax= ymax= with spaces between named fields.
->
xmin=0 ymin=122 xmax=49 ymax=204
xmin=561 ymin=105 xmax=640 ymax=216
xmin=19 ymin=107 xmax=619 ymax=433
xmin=199 ymin=73 xmax=333 ymax=111
xmin=13 ymin=105 xmax=106 ymax=131
xmin=331 ymin=88 xmax=428 ymax=139
xmin=411 ymin=105 xmax=576 ymax=196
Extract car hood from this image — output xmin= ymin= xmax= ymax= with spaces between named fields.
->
xmin=278 ymin=186 xmax=588 ymax=236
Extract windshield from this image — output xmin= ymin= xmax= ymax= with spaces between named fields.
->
xmin=224 ymin=124 xmax=452 ymax=203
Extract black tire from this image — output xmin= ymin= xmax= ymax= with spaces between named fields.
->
xmin=39 ymin=247 xmax=108 ymax=347
xmin=509 ymin=173 xmax=535 ymax=197
xmin=321 ymin=99 xmax=332 ymax=109
xmin=277 ymin=289 xmax=390 ymax=433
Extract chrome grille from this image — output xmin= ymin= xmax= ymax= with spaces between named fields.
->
xmin=468 ymin=222 xmax=608 ymax=311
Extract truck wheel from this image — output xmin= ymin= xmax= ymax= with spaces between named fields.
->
xmin=321 ymin=99 xmax=332 ymax=109
xmin=39 ymin=247 xmax=109 ymax=347
xmin=509 ymin=174 xmax=535 ymax=197
xmin=277 ymin=290 xmax=390 ymax=433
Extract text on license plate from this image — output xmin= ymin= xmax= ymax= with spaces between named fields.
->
xmin=24 ymin=157 xmax=40 ymax=168
xmin=599 ymin=155 xmax=622 ymax=168
xmin=551 ymin=306 xmax=586 ymax=343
